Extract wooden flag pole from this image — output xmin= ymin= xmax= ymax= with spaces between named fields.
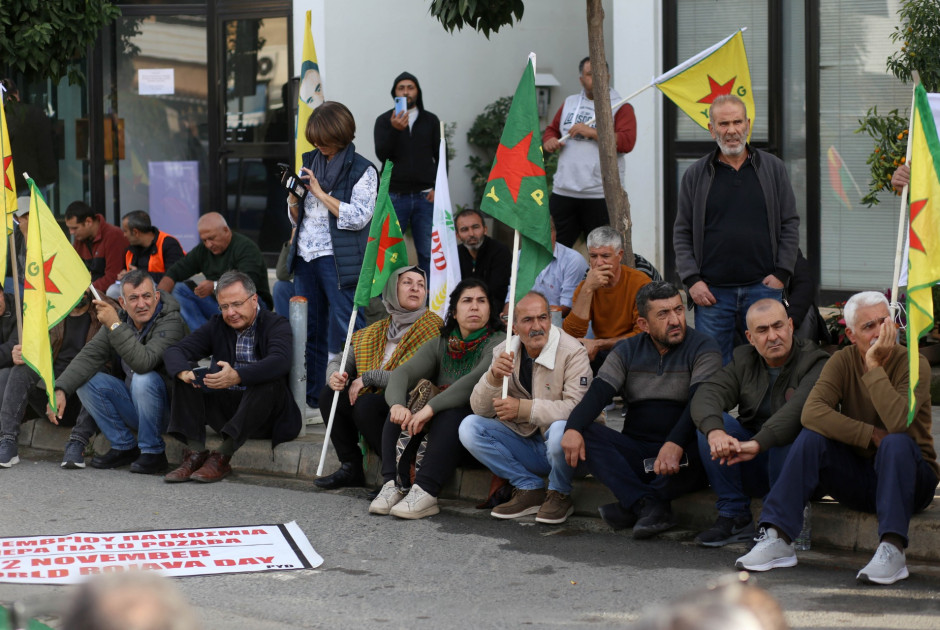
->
xmin=890 ymin=73 xmax=920 ymax=319
xmin=316 ymin=307 xmax=359 ymax=476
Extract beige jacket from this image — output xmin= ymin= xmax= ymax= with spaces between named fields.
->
xmin=470 ymin=326 xmax=602 ymax=437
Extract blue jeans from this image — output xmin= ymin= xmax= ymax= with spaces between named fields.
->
xmin=76 ymin=372 xmax=169 ymax=454
xmin=697 ymin=413 xmax=791 ymax=518
xmin=760 ymin=429 xmax=939 ymax=546
xmin=459 ymin=416 xmax=584 ymax=494
xmin=272 ymin=279 xmax=295 ymax=318
xmin=389 ymin=191 xmax=433 ymax=278
xmin=693 ymin=281 xmax=783 ymax=364
xmin=172 ymin=283 xmax=219 ymax=331
xmin=293 ymin=256 xmax=363 ymax=406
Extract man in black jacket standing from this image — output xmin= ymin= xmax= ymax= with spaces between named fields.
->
xmin=374 ymin=71 xmax=440 ymax=278
xmin=163 ymin=271 xmax=301 ymax=483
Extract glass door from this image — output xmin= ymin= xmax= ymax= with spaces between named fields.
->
xmin=218 ymin=13 xmax=293 ymax=255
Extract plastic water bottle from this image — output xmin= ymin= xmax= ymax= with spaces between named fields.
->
xmin=794 ymin=503 xmax=811 ymax=551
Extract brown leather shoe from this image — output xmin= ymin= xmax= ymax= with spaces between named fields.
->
xmin=164 ymin=448 xmax=209 ymax=483
xmin=190 ymin=452 xmax=232 ymax=483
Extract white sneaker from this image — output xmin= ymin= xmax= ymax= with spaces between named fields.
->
xmin=734 ymin=527 xmax=797 ymax=572
xmin=389 ymin=484 xmax=439 ymax=520
xmin=369 ymin=480 xmax=405 ymax=515
xmin=857 ymin=542 xmax=909 ymax=585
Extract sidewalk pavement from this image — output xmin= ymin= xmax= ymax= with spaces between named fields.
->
xmin=14 ymin=406 xmax=940 ymax=563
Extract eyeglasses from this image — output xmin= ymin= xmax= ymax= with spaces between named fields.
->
xmin=218 ymin=295 xmax=255 ymax=312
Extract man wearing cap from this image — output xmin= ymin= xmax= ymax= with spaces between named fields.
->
xmin=374 ymin=72 xmax=440 ymax=278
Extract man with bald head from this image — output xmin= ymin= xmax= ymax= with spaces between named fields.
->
xmin=690 ymin=298 xmax=829 ymax=547
xmin=158 ymin=213 xmax=271 ymax=330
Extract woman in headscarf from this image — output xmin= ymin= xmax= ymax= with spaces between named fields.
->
xmin=287 ymin=101 xmax=377 ymax=410
xmin=370 ymin=278 xmax=505 ymax=520
xmin=314 ymin=266 xmax=442 ymax=489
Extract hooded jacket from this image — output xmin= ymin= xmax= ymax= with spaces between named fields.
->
xmin=374 ymin=72 xmax=440 ymax=194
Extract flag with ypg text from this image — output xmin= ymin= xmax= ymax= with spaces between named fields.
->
xmin=654 ymin=29 xmax=754 ymax=141
xmin=22 ymin=178 xmax=91 ymax=412
xmin=906 ymin=84 xmax=940 ymax=425
xmin=353 ymin=161 xmax=410 ymax=308
xmin=479 ymin=58 xmax=552 ymax=303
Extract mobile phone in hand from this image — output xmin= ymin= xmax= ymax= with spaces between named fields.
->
xmin=191 ymin=366 xmax=209 ymax=387
xmin=394 ymin=96 xmax=407 ymax=115
xmin=643 ymin=453 xmax=689 ymax=474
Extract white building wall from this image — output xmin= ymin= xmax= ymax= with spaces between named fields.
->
xmin=292 ymin=1 xmax=648 ymax=221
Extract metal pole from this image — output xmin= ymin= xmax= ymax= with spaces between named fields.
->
xmin=289 ymin=296 xmax=308 ymax=437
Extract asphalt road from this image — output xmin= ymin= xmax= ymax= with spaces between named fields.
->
xmin=1 ymin=451 xmax=939 ymax=629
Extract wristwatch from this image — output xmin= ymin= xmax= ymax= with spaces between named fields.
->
xmin=110 ymin=322 xmax=121 ymax=331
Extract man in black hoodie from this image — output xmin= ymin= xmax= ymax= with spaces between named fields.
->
xmin=374 ymin=72 xmax=441 ymax=278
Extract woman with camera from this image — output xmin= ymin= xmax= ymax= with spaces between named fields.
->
xmin=286 ymin=101 xmax=378 ymax=409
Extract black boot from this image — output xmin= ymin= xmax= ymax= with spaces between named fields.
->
xmin=314 ymin=461 xmax=365 ymax=489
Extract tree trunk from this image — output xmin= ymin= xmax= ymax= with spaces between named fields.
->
xmin=585 ymin=0 xmax=634 ymax=267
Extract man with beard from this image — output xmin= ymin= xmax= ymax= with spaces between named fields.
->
xmin=673 ymin=94 xmax=799 ymax=364
xmin=561 ymin=281 xmax=722 ymax=538
xmin=690 ymin=299 xmax=829 ymax=547
xmin=374 ymin=72 xmax=440 ymax=278
xmin=455 ymin=208 xmax=511 ymax=307
xmin=460 ymin=292 xmax=596 ymax=525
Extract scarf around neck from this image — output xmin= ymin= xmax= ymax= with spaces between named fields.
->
xmin=441 ymin=326 xmax=492 ymax=380
xmin=309 ymin=143 xmax=354 ymax=193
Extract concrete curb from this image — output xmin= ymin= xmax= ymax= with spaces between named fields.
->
xmin=16 ymin=414 xmax=940 ymax=563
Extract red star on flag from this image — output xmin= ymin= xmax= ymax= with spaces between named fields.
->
xmin=697 ymin=75 xmax=736 ymax=104
xmin=487 ymin=132 xmax=546 ymax=203
xmin=367 ymin=214 xmax=404 ymax=272
xmin=910 ymin=198 xmax=928 ymax=254
xmin=24 ymin=254 xmax=62 ymax=294
xmin=2 ymin=155 xmax=12 ymax=192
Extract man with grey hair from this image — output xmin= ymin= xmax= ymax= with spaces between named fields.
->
xmin=674 ymin=94 xmax=799 ymax=364
xmin=48 ymin=270 xmax=187 ymax=474
xmin=460 ymin=291 xmax=596 ymax=525
xmin=162 ymin=271 xmax=301 ymax=483
xmin=736 ymin=291 xmax=938 ymax=585
xmin=563 ymin=225 xmax=651 ymax=372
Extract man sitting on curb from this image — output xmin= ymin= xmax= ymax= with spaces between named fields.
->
xmin=690 ymin=298 xmax=829 ymax=546
xmin=735 ymin=291 xmax=938 ymax=585
xmin=162 ymin=271 xmax=301 ymax=483
xmin=0 ymin=291 xmax=103 ymax=468
xmin=49 ymin=270 xmax=187 ymax=474
xmin=562 ymin=226 xmax=651 ymax=373
xmin=561 ymin=281 xmax=722 ymax=538
xmin=460 ymin=291 xmax=596 ymax=525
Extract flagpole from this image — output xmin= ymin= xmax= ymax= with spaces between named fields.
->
xmin=890 ymin=73 xmax=920 ymax=319
xmin=557 ymin=83 xmax=654 ymax=143
xmin=317 ymin=308 xmax=359 ymax=476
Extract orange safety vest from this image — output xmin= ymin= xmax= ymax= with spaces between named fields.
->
xmin=125 ymin=231 xmax=183 ymax=274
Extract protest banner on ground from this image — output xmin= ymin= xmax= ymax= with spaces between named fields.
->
xmin=0 ymin=521 xmax=322 ymax=585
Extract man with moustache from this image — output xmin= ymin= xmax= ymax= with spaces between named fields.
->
xmin=563 ymin=226 xmax=651 ymax=373
xmin=48 ymin=270 xmax=187 ymax=474
xmin=455 ymin=208 xmax=512 ymax=307
xmin=561 ymin=281 xmax=722 ymax=538
xmin=690 ymin=298 xmax=829 ymax=547
xmin=674 ymin=94 xmax=799 ymax=364
xmin=736 ymin=292 xmax=938 ymax=585
xmin=460 ymin=292 xmax=596 ymax=524
xmin=162 ymin=271 xmax=301 ymax=483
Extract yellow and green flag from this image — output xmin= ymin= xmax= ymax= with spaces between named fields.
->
xmin=295 ymin=10 xmax=323 ymax=172
xmin=906 ymin=84 xmax=940 ymax=425
xmin=480 ymin=57 xmax=552 ymax=303
xmin=21 ymin=178 xmax=91 ymax=412
xmin=0 ymin=94 xmax=17 ymax=282
xmin=654 ymin=29 xmax=754 ymax=140
xmin=353 ymin=161 xmax=409 ymax=309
